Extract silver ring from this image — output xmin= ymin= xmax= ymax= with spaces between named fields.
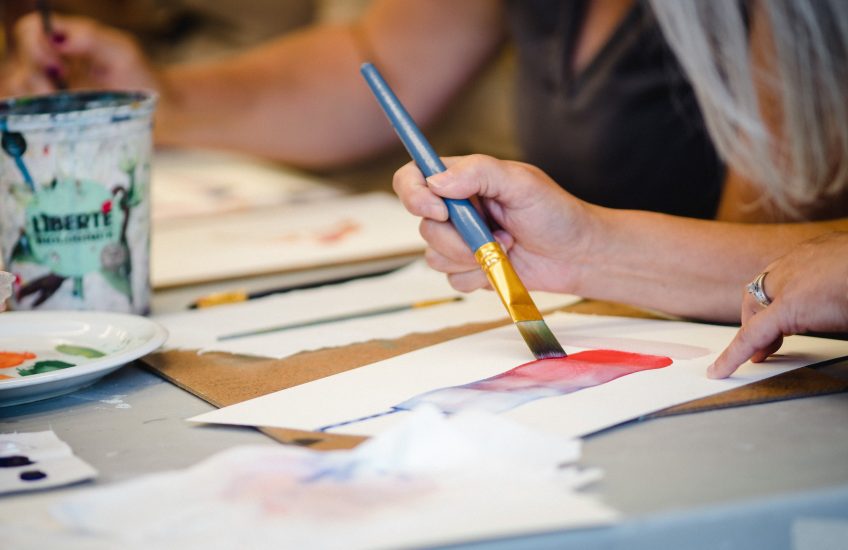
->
xmin=746 ymin=271 xmax=771 ymax=307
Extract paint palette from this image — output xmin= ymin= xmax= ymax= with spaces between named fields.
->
xmin=0 ymin=311 xmax=167 ymax=407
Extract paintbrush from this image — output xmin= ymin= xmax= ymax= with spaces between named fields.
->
xmin=217 ymin=296 xmax=463 ymax=341
xmin=187 ymin=267 xmax=399 ymax=309
xmin=36 ymin=0 xmax=68 ymax=90
xmin=360 ymin=63 xmax=565 ymax=360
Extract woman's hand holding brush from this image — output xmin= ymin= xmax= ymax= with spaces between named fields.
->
xmin=393 ymin=154 xmax=599 ymax=297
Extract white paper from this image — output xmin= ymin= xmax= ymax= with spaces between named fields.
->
xmin=153 ymin=261 xmax=579 ymax=358
xmin=152 ymin=192 xmax=424 ymax=288
xmin=190 ymin=312 xmax=848 ymax=439
xmin=151 ymin=148 xmax=339 ymax=222
xmin=7 ymin=408 xmax=614 ymax=550
xmin=0 ymin=431 xmax=97 ymax=495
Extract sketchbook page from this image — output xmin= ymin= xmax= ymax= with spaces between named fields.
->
xmin=151 ymin=192 xmax=424 ymax=288
xmin=190 ymin=312 xmax=848 ymax=438
xmin=153 ymin=261 xmax=580 ymax=358
xmin=151 ymin=148 xmax=339 ymax=222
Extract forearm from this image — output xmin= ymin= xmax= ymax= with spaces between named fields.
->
xmin=154 ymin=25 xmax=381 ymax=166
xmin=153 ymin=0 xmax=504 ymax=168
xmin=575 ymin=207 xmax=848 ymax=322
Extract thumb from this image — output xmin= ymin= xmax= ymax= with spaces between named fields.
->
xmin=426 ymin=155 xmax=526 ymax=205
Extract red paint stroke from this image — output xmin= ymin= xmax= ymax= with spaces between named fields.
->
xmin=0 ymin=351 xmax=37 ymax=369
xmin=392 ymin=349 xmax=674 ymax=416
xmin=320 ymin=350 xmax=675 ymax=432
xmin=469 ymin=349 xmax=673 ymax=393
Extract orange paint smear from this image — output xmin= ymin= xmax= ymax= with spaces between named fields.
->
xmin=316 ymin=220 xmax=360 ymax=244
xmin=0 ymin=351 xmax=37 ymax=369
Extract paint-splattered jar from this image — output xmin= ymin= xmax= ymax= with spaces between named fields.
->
xmin=0 ymin=91 xmax=156 ymax=314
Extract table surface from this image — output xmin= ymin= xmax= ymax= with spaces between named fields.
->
xmin=2 ymin=281 xmax=848 ymax=550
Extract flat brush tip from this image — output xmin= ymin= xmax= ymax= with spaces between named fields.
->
xmin=516 ymin=320 xmax=566 ymax=360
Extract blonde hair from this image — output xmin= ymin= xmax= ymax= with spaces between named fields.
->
xmin=649 ymin=0 xmax=848 ymax=217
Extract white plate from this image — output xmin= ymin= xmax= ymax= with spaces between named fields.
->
xmin=0 ymin=311 xmax=168 ymax=407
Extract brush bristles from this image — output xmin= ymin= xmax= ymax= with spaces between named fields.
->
xmin=516 ymin=320 xmax=567 ymax=360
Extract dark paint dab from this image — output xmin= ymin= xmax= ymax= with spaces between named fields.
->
xmin=0 ymin=455 xmax=34 ymax=467
xmin=19 ymin=470 xmax=47 ymax=481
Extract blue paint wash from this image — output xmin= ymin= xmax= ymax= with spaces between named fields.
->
xmin=360 ymin=63 xmax=494 ymax=252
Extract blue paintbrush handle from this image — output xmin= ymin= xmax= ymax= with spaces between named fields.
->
xmin=360 ymin=63 xmax=494 ymax=252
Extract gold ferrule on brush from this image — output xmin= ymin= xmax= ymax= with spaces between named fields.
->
xmin=474 ymin=242 xmax=543 ymax=322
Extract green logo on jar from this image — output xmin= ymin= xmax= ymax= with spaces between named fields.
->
xmin=25 ymin=180 xmax=126 ymax=278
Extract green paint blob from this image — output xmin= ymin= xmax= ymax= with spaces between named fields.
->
xmin=56 ymin=344 xmax=105 ymax=358
xmin=17 ymin=360 xmax=76 ymax=376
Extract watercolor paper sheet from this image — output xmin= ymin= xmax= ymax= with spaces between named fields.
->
xmin=153 ymin=261 xmax=579 ymax=359
xmin=0 ymin=431 xmax=97 ymax=495
xmin=191 ymin=313 xmax=848 ymax=438
xmin=152 ymin=192 xmax=423 ymax=288
xmin=151 ymin=148 xmax=339 ymax=222
xmin=0 ymin=408 xmax=617 ymax=550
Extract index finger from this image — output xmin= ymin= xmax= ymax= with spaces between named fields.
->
xmin=392 ymin=161 xmax=449 ymax=221
xmin=708 ymin=305 xmax=784 ymax=379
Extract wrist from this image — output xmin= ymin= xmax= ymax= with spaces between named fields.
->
xmin=562 ymin=202 xmax=615 ymax=297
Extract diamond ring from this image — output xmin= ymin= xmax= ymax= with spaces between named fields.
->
xmin=746 ymin=271 xmax=771 ymax=307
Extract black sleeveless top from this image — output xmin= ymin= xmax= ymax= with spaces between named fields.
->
xmin=504 ymin=0 xmax=724 ymax=218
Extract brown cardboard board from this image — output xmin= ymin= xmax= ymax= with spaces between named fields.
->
xmin=648 ymin=363 xmax=848 ymax=418
xmin=141 ymin=300 xmax=848 ymax=449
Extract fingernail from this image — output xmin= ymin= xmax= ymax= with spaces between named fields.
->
xmin=51 ymin=32 xmax=66 ymax=44
xmin=426 ymin=173 xmax=451 ymax=189
xmin=426 ymin=201 xmax=447 ymax=220
xmin=706 ymin=363 xmax=719 ymax=379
